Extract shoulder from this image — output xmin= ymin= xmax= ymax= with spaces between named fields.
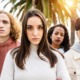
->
xmin=5 ymin=49 xmax=13 ymax=58
xmin=15 ymin=40 xmax=20 ymax=46
xmin=52 ymin=50 xmax=64 ymax=59
xmin=64 ymin=49 xmax=75 ymax=67
xmin=3 ymin=49 xmax=14 ymax=64
xmin=64 ymin=48 xmax=75 ymax=58
xmin=52 ymin=50 xmax=64 ymax=63
xmin=52 ymin=50 xmax=71 ymax=80
xmin=58 ymin=47 xmax=65 ymax=53
xmin=6 ymin=47 xmax=18 ymax=59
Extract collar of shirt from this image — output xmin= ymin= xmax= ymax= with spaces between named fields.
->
xmin=0 ymin=38 xmax=14 ymax=47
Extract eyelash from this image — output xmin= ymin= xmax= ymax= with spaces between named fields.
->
xmin=2 ymin=20 xmax=9 ymax=24
xmin=26 ymin=26 xmax=32 ymax=30
xmin=55 ymin=33 xmax=64 ymax=36
xmin=38 ymin=26 xmax=43 ymax=29
xmin=26 ymin=25 xmax=43 ymax=30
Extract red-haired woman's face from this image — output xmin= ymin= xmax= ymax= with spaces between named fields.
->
xmin=0 ymin=13 xmax=11 ymax=38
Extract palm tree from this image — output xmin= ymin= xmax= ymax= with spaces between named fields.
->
xmin=0 ymin=0 xmax=70 ymax=23
xmin=1 ymin=0 xmax=80 ymax=45
xmin=66 ymin=0 xmax=79 ymax=45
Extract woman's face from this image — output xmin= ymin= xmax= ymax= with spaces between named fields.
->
xmin=51 ymin=27 xmax=65 ymax=46
xmin=26 ymin=16 xmax=43 ymax=45
xmin=0 ymin=13 xmax=11 ymax=38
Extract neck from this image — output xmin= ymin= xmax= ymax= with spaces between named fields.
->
xmin=0 ymin=36 xmax=10 ymax=45
xmin=30 ymin=44 xmax=38 ymax=50
xmin=51 ymin=43 xmax=60 ymax=49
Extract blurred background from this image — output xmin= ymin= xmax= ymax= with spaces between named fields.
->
xmin=0 ymin=0 xmax=80 ymax=45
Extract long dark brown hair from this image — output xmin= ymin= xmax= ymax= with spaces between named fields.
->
xmin=11 ymin=9 xmax=57 ymax=69
xmin=47 ymin=24 xmax=70 ymax=52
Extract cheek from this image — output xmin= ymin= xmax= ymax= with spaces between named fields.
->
xmin=7 ymin=24 xmax=11 ymax=29
xmin=61 ymin=36 xmax=64 ymax=41
xmin=41 ymin=31 xmax=43 ymax=36
xmin=6 ymin=27 xmax=10 ymax=33
xmin=40 ymin=30 xmax=43 ymax=37
xmin=51 ymin=35 xmax=55 ymax=41
xmin=52 ymin=34 xmax=56 ymax=39
xmin=26 ymin=31 xmax=33 ymax=42
xmin=26 ymin=31 xmax=30 ymax=39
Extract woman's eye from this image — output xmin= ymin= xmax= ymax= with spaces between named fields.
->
xmin=61 ymin=34 xmax=64 ymax=37
xmin=55 ymin=32 xmax=58 ymax=35
xmin=38 ymin=25 xmax=43 ymax=30
xmin=3 ymin=20 xmax=9 ymax=24
xmin=26 ymin=25 xmax=33 ymax=30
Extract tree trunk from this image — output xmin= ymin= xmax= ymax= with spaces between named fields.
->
xmin=70 ymin=19 xmax=75 ymax=46
xmin=70 ymin=7 xmax=78 ymax=46
xmin=32 ymin=0 xmax=36 ymax=8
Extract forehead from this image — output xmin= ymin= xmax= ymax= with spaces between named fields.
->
xmin=27 ymin=16 xmax=42 ymax=25
xmin=54 ymin=27 xmax=65 ymax=33
xmin=0 ymin=13 xmax=10 ymax=21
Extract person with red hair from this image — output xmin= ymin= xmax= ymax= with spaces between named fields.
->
xmin=0 ymin=10 xmax=21 ymax=74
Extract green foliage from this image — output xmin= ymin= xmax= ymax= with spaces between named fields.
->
xmin=1 ymin=0 xmax=80 ymax=26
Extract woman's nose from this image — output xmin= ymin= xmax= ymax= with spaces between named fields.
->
xmin=57 ymin=34 xmax=61 ymax=38
xmin=0 ymin=22 xmax=4 ymax=28
xmin=33 ymin=29 xmax=38 ymax=36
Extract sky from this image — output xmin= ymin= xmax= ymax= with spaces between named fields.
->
xmin=0 ymin=0 xmax=21 ymax=19
xmin=0 ymin=0 xmax=12 ymax=12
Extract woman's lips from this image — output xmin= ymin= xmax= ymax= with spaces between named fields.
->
xmin=56 ymin=39 xmax=61 ymax=42
xmin=32 ymin=38 xmax=39 ymax=39
xmin=0 ymin=30 xmax=4 ymax=33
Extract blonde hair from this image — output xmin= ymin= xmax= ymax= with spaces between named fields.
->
xmin=0 ymin=10 xmax=21 ymax=41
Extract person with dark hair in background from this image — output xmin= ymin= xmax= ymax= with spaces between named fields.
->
xmin=0 ymin=10 xmax=21 ymax=74
xmin=47 ymin=24 xmax=70 ymax=54
xmin=1 ymin=9 xmax=71 ymax=80
xmin=64 ymin=18 xmax=80 ymax=80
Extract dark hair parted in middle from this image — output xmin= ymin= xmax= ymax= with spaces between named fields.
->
xmin=11 ymin=9 xmax=57 ymax=69
xmin=47 ymin=24 xmax=70 ymax=52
